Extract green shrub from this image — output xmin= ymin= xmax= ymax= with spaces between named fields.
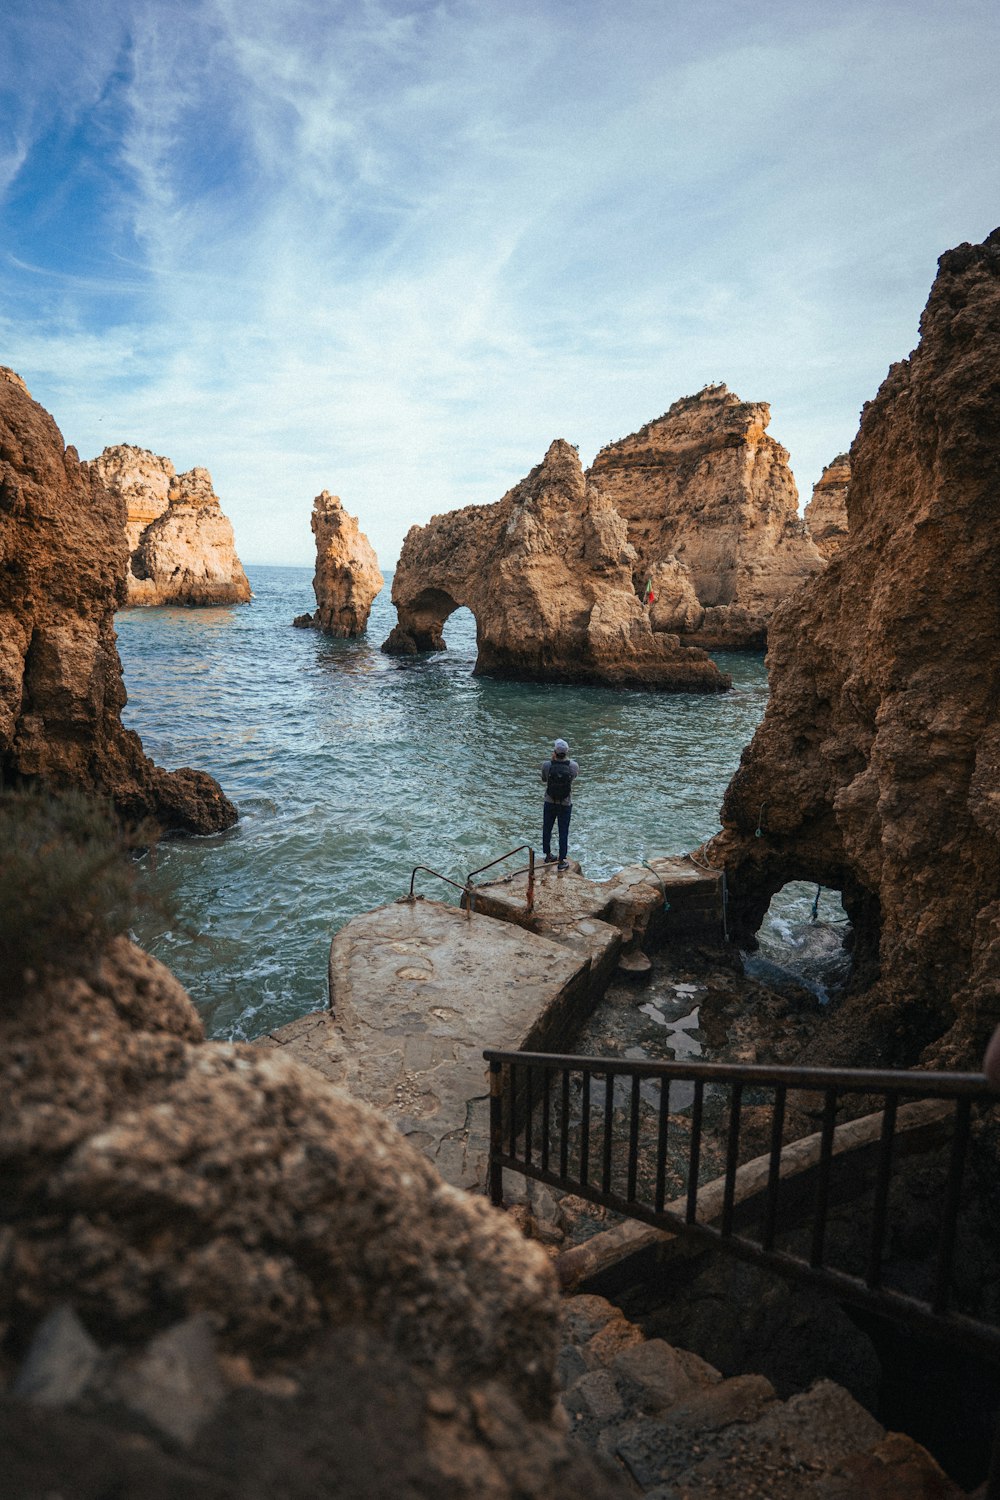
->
xmin=0 ymin=786 xmax=154 ymax=998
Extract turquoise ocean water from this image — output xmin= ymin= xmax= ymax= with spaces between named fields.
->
xmin=117 ymin=565 xmax=844 ymax=1041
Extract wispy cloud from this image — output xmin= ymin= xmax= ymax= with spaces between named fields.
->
xmin=1 ymin=0 xmax=998 ymax=564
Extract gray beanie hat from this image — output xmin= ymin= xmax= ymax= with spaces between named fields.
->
xmin=553 ymin=738 xmax=569 ymax=755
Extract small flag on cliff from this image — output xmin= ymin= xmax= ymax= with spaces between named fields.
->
xmin=644 ymin=577 xmax=655 ymax=605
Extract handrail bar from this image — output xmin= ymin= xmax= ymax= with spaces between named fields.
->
xmin=466 ymin=844 xmax=536 ymax=914
xmin=466 ymin=844 xmax=535 ymax=883
xmin=484 ymin=1049 xmax=993 ymax=1097
xmin=408 ymin=865 xmax=471 ymax=901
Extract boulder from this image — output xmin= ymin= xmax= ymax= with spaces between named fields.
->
xmin=588 ymin=385 xmax=827 ymax=649
xmin=90 ymin=445 xmax=251 ymax=607
xmin=294 ymin=491 xmax=383 ymax=636
xmin=0 ymin=937 xmax=625 ymax=1497
xmin=804 ymin=452 xmax=851 ymax=559
xmin=0 ymin=373 xmax=236 ymax=832
xmin=383 ymin=439 xmax=729 ymax=692
xmin=707 ymin=229 xmax=1000 ymax=1068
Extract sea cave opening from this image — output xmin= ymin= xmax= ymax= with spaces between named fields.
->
xmin=440 ymin=604 xmax=477 ymax=655
xmin=742 ymin=880 xmax=853 ymax=1003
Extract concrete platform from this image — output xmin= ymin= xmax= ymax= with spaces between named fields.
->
xmin=466 ymin=854 xmax=726 ymax=957
xmin=258 ymin=896 xmax=601 ymax=1191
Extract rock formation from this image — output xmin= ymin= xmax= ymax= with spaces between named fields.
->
xmin=804 ymin=453 xmax=851 ymax=559
xmin=293 ymin=491 xmax=383 ymax=636
xmin=707 ymin=229 xmax=1000 ymax=1070
xmin=383 ymin=440 xmax=730 ymax=692
xmin=0 ymin=371 xmax=236 ymax=833
xmin=1 ymin=937 xmax=623 ymax=1498
xmin=91 ymin=445 xmax=251 ymax=607
xmin=588 ymin=386 xmax=827 ymax=649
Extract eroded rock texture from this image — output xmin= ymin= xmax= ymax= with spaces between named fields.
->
xmin=0 ymin=939 xmax=623 ymax=1499
xmin=91 ymin=445 xmax=251 ymax=607
xmin=708 ymin=230 xmax=1000 ymax=1068
xmin=293 ymin=491 xmax=383 ymax=636
xmin=384 ymin=440 xmax=729 ymax=691
xmin=0 ymin=373 xmax=236 ymax=832
xmin=804 ymin=453 xmax=851 ymax=559
xmin=588 ymin=386 xmax=826 ymax=649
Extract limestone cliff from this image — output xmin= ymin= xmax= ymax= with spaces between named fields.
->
xmin=384 ymin=440 xmax=729 ymax=692
xmin=293 ymin=491 xmax=383 ymax=636
xmin=707 ymin=229 xmax=1000 ymax=1070
xmin=0 ymin=372 xmax=236 ymax=832
xmin=804 ymin=453 xmax=851 ymax=559
xmin=588 ymin=386 xmax=826 ymax=649
xmin=1 ymin=938 xmax=622 ymax=1498
xmin=91 ymin=445 xmax=251 ymax=607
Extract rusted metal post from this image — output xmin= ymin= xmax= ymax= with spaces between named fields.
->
xmin=526 ymin=847 xmax=535 ymax=914
xmin=488 ymin=1058 xmax=504 ymax=1207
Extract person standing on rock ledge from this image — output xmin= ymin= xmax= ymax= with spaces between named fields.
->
xmin=540 ymin=738 xmax=579 ymax=870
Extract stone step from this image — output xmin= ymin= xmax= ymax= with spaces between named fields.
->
xmin=558 ymin=1294 xmax=963 ymax=1498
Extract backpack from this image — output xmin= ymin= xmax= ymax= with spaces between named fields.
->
xmin=547 ymin=759 xmax=573 ymax=803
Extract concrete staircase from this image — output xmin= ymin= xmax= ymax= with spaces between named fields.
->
xmin=558 ymin=1293 xmax=963 ymax=1498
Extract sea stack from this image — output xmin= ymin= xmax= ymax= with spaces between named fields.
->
xmin=587 ymin=386 xmax=826 ymax=649
xmin=804 ymin=453 xmax=851 ymax=559
xmin=0 ymin=371 xmax=236 ymax=832
xmin=384 ymin=439 xmax=729 ymax=692
xmin=708 ymin=228 xmax=1000 ymax=1071
xmin=294 ymin=491 xmax=383 ymax=636
xmin=91 ymin=444 xmax=251 ymax=607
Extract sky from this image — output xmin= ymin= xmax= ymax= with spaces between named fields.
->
xmin=1 ymin=1 xmax=998 ymax=568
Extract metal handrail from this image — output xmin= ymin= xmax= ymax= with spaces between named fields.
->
xmin=466 ymin=844 xmax=536 ymax=914
xmin=484 ymin=1048 xmax=1000 ymax=1371
xmin=407 ymin=864 xmax=473 ymax=915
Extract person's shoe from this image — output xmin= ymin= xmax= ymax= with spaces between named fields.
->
xmin=543 ymin=853 xmax=557 ymax=864
xmin=557 ymin=860 xmax=569 ymax=871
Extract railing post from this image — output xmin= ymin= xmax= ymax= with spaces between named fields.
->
xmin=933 ymin=1095 xmax=972 ymax=1314
xmin=526 ymin=847 xmax=535 ymax=914
xmin=488 ymin=1058 xmax=504 ymax=1207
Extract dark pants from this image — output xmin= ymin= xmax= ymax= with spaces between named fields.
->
xmin=542 ymin=801 xmax=572 ymax=860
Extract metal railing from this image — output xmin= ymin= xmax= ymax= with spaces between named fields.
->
xmin=466 ymin=845 xmax=535 ymax=915
xmin=407 ymin=864 xmax=474 ymax=913
xmin=484 ymin=1050 xmax=1000 ymax=1366
xmin=407 ymin=846 xmax=538 ymax=917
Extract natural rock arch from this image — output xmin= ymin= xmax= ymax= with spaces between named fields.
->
xmin=384 ymin=585 xmax=472 ymax=655
xmin=383 ymin=440 xmax=729 ymax=692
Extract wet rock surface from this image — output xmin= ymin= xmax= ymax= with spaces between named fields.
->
xmin=588 ymin=385 xmax=826 ymax=650
xmin=90 ymin=445 xmax=251 ymax=607
xmin=293 ymin=490 xmax=383 ymax=636
xmin=384 ymin=438 xmax=729 ymax=691
xmin=709 ymin=228 xmax=1000 ymax=1072
xmin=0 ymin=372 xmax=236 ymax=832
